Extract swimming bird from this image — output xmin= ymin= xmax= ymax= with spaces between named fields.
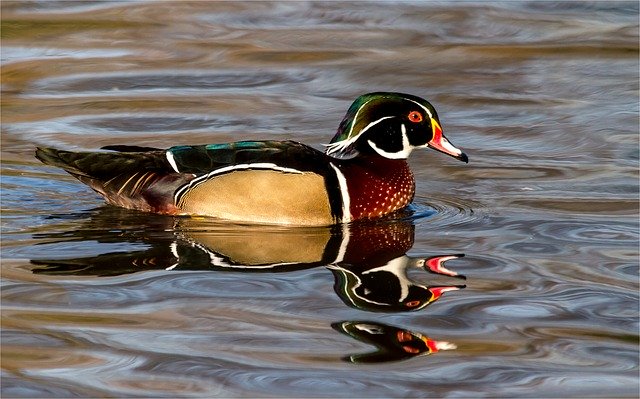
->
xmin=35 ymin=92 xmax=468 ymax=225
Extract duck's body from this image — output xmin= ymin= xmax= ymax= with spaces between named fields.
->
xmin=36 ymin=92 xmax=468 ymax=225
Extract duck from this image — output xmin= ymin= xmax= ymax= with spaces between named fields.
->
xmin=30 ymin=207 xmax=466 ymax=313
xmin=35 ymin=92 xmax=468 ymax=225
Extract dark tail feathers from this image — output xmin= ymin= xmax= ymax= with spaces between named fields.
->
xmin=35 ymin=147 xmax=92 ymax=178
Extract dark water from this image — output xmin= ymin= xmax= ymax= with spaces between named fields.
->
xmin=1 ymin=1 xmax=639 ymax=398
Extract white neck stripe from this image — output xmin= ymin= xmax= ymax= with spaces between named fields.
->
xmin=329 ymin=162 xmax=351 ymax=222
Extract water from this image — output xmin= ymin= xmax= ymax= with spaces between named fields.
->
xmin=1 ymin=1 xmax=638 ymax=397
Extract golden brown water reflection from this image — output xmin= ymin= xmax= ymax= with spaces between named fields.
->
xmin=2 ymin=1 xmax=638 ymax=397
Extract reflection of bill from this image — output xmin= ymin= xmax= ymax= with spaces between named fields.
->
xmin=333 ymin=320 xmax=456 ymax=364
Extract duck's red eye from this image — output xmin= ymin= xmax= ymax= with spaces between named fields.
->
xmin=408 ymin=111 xmax=423 ymax=123
xmin=405 ymin=300 xmax=421 ymax=307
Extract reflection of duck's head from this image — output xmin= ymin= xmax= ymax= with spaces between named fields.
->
xmin=332 ymin=320 xmax=456 ymax=364
xmin=329 ymin=254 xmax=465 ymax=312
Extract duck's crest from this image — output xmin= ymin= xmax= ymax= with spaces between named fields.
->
xmin=324 ymin=93 xmax=386 ymax=159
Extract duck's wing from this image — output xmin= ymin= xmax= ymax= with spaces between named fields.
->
xmin=165 ymin=140 xmax=330 ymax=174
xmin=35 ymin=140 xmax=333 ymax=215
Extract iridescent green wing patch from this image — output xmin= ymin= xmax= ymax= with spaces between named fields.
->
xmin=167 ymin=140 xmax=327 ymax=175
xmin=167 ymin=141 xmax=281 ymax=174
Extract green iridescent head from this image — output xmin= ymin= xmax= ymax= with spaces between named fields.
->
xmin=325 ymin=92 xmax=467 ymax=163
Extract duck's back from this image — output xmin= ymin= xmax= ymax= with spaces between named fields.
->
xmin=36 ymin=141 xmax=344 ymax=224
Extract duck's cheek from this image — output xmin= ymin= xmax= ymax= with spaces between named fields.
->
xmin=403 ymin=125 xmax=431 ymax=148
xmin=411 ymin=137 xmax=430 ymax=149
xmin=366 ymin=124 xmax=416 ymax=159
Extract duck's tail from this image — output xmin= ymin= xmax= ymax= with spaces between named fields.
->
xmin=35 ymin=147 xmax=190 ymax=214
xmin=36 ymin=147 xmax=92 ymax=178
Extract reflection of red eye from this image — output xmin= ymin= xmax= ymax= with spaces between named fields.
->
xmin=408 ymin=111 xmax=423 ymax=123
xmin=402 ymin=345 xmax=420 ymax=354
xmin=405 ymin=300 xmax=421 ymax=307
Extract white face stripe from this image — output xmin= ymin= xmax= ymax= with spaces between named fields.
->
xmin=166 ymin=150 xmax=180 ymax=173
xmin=367 ymin=125 xmax=414 ymax=159
xmin=352 ymin=96 xmax=432 ymax=135
xmin=348 ymin=97 xmax=376 ymax=137
xmin=358 ymin=116 xmax=395 ymax=137
xmin=174 ymin=163 xmax=304 ymax=205
xmin=326 ymin=265 xmax=361 ymax=307
xmin=325 ymin=116 xmax=394 ymax=157
xmin=329 ymin=162 xmax=351 ymax=223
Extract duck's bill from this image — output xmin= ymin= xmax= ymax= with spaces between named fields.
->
xmin=428 ymin=119 xmax=469 ymax=163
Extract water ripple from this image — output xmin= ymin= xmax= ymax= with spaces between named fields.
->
xmin=412 ymin=195 xmax=486 ymax=229
xmin=532 ymin=220 xmax=638 ymax=245
xmin=29 ymin=70 xmax=315 ymax=97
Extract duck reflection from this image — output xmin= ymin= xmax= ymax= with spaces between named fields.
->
xmin=31 ymin=208 xmax=465 ymax=313
xmin=332 ymin=321 xmax=456 ymax=364
xmin=31 ymin=207 xmax=465 ymax=363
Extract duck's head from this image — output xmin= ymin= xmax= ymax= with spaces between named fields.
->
xmin=325 ymin=92 xmax=468 ymax=162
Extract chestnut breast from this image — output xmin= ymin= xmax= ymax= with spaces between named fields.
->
xmin=341 ymin=158 xmax=415 ymax=220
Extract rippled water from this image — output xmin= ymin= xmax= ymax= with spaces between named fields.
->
xmin=2 ymin=1 xmax=638 ymax=398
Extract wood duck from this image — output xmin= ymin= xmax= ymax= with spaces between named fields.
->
xmin=35 ymin=92 xmax=468 ymax=225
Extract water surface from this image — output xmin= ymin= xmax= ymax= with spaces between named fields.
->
xmin=1 ymin=1 xmax=638 ymax=398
